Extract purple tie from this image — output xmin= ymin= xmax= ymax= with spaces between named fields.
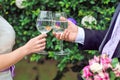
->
xmin=102 ymin=12 xmax=120 ymax=58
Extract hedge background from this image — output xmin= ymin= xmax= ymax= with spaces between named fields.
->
xmin=0 ymin=0 xmax=119 ymax=80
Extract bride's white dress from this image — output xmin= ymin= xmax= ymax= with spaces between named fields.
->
xmin=0 ymin=16 xmax=15 ymax=80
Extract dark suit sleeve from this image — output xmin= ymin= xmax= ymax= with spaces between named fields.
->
xmin=78 ymin=28 xmax=107 ymax=50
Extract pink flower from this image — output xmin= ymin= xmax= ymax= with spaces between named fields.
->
xmin=115 ymin=72 xmax=120 ymax=77
xmin=87 ymin=78 xmax=93 ymax=80
xmin=82 ymin=66 xmax=93 ymax=79
xmin=100 ymin=54 xmax=112 ymax=70
xmin=94 ymin=56 xmax=100 ymax=62
xmin=100 ymin=54 xmax=111 ymax=64
xmin=94 ymin=72 xmax=110 ymax=80
xmin=94 ymin=74 xmax=102 ymax=80
xmin=89 ymin=55 xmax=100 ymax=66
xmin=89 ymin=58 xmax=99 ymax=66
xmin=113 ymin=63 xmax=120 ymax=77
xmin=82 ymin=54 xmax=120 ymax=80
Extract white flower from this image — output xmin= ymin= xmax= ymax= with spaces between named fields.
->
xmin=15 ymin=0 xmax=26 ymax=9
xmin=90 ymin=63 xmax=103 ymax=73
xmin=115 ymin=63 xmax=120 ymax=71
xmin=81 ymin=15 xmax=97 ymax=29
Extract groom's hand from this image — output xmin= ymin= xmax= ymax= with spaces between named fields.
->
xmin=53 ymin=17 xmax=78 ymax=42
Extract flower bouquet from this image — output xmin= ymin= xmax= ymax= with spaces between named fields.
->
xmin=82 ymin=54 xmax=120 ymax=80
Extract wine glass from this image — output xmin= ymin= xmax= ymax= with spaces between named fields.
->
xmin=36 ymin=11 xmax=53 ymax=54
xmin=53 ymin=12 xmax=68 ymax=55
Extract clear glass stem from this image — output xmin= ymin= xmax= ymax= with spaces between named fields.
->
xmin=60 ymin=40 xmax=64 ymax=54
xmin=37 ymin=33 xmax=48 ymax=55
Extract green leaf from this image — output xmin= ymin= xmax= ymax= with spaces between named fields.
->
xmin=112 ymin=58 xmax=119 ymax=68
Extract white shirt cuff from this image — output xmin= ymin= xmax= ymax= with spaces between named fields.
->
xmin=75 ymin=27 xmax=85 ymax=45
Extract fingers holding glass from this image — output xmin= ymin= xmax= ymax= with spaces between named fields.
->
xmin=36 ymin=11 xmax=53 ymax=54
xmin=53 ymin=12 xmax=68 ymax=55
xmin=62 ymin=29 xmax=70 ymax=41
xmin=36 ymin=41 xmax=46 ymax=52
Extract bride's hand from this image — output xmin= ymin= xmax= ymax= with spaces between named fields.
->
xmin=23 ymin=34 xmax=47 ymax=54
